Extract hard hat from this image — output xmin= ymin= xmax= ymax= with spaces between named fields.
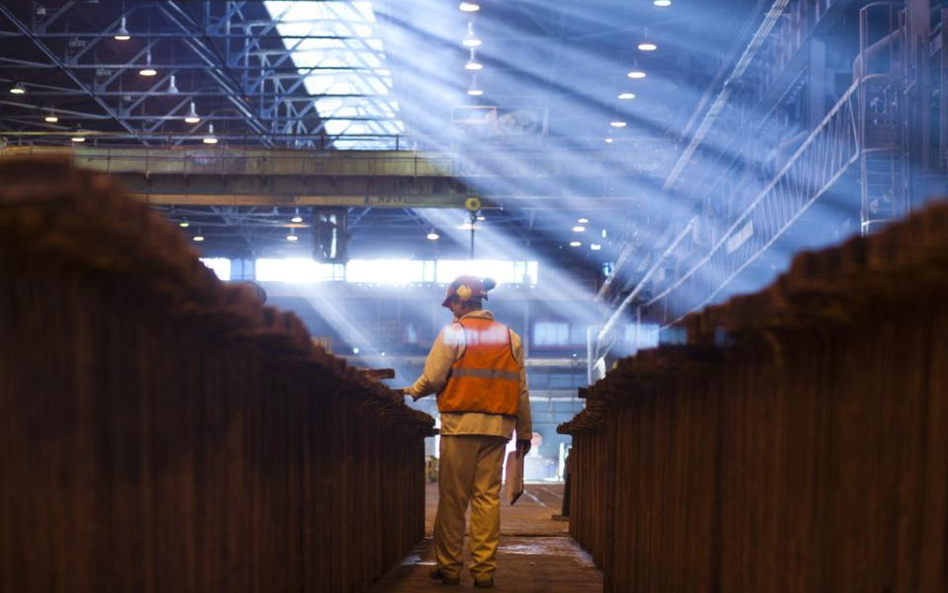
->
xmin=442 ymin=275 xmax=496 ymax=308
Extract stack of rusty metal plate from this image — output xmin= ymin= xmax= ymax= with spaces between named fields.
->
xmin=560 ymin=203 xmax=948 ymax=592
xmin=0 ymin=157 xmax=435 ymax=593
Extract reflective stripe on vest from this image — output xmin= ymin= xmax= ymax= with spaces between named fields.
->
xmin=450 ymin=368 xmax=521 ymax=382
xmin=437 ymin=317 xmax=520 ymax=416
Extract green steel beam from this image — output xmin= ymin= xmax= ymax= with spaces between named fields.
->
xmin=0 ymin=145 xmax=655 ymax=208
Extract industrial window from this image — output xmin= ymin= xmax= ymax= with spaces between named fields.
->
xmin=200 ymin=258 xmax=231 ymax=281
xmin=625 ymin=323 xmax=660 ymax=351
xmin=435 ymin=259 xmax=539 ymax=285
xmin=534 ymin=322 xmax=569 ymax=346
xmin=346 ymin=259 xmax=425 ymax=284
xmin=249 ymin=257 xmax=538 ymax=285
xmin=255 ymin=258 xmax=337 ymax=283
xmin=569 ymin=325 xmax=590 ymax=345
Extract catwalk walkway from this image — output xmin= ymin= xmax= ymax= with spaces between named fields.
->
xmin=370 ymin=483 xmax=603 ymax=592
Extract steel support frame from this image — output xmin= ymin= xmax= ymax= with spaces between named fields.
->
xmin=0 ymin=3 xmax=146 ymax=142
xmin=597 ymin=0 xmax=870 ymax=333
xmin=0 ymin=0 xmax=408 ymax=147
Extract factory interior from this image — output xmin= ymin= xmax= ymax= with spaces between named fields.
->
xmin=2 ymin=0 xmax=948 ymax=591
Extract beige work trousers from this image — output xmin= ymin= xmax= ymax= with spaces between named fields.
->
xmin=434 ymin=434 xmax=507 ymax=581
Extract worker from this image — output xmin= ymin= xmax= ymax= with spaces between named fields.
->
xmin=404 ymin=275 xmax=532 ymax=588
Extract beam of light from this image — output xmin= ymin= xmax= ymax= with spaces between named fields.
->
xmin=265 ymin=281 xmax=425 ymax=391
xmin=362 ymin=0 xmax=891 ymax=329
xmin=409 ymin=208 xmax=602 ymax=332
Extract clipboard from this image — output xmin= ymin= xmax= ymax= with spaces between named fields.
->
xmin=505 ymin=450 xmax=524 ymax=505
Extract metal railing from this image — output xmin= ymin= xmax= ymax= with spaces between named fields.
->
xmin=647 ymin=75 xmax=880 ymax=324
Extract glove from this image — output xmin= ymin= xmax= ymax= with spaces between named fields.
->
xmin=396 ymin=388 xmax=421 ymax=402
xmin=517 ymin=439 xmax=531 ymax=457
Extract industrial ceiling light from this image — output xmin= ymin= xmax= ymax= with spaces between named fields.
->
xmin=184 ymin=101 xmax=201 ymax=124
xmin=427 ymin=231 xmax=440 ymax=241
xmin=638 ymin=28 xmax=657 ymax=52
xmin=139 ymin=49 xmax=157 ymax=77
xmin=202 ymin=136 xmax=218 ymax=145
xmin=569 ymin=241 xmax=582 ymax=247
xmin=476 ymin=215 xmax=486 ymax=221
xmin=286 ymin=230 xmax=299 ymax=242
xmin=572 ymin=225 xmax=586 ymax=232
xmin=167 ymin=74 xmax=179 ymax=94
xmin=202 ymin=123 xmax=218 ymax=144
xmin=9 ymin=82 xmax=25 ymax=95
xmin=617 ymin=92 xmax=636 ymax=100
xmin=44 ymin=112 xmax=59 ymax=123
xmin=627 ymin=70 xmax=646 ymax=79
xmin=467 ymin=74 xmax=484 ymax=96
xmin=463 ymin=22 xmax=482 ymax=47
xmin=590 ymin=243 xmax=602 ymax=251
xmin=178 ymin=220 xmax=190 ymax=228
xmin=71 ymin=135 xmax=86 ymax=143
xmin=114 ymin=16 xmax=131 ymax=41
xmin=577 ymin=218 xmax=589 ymax=224
xmin=193 ymin=234 xmax=205 ymax=242
xmin=604 ymin=137 xmax=614 ymax=144
xmin=654 ymin=0 xmax=672 ymax=6
xmin=610 ymin=121 xmax=627 ymax=128
xmin=291 ymin=209 xmax=303 ymax=224
xmin=465 ymin=48 xmax=483 ymax=71
xmin=459 ymin=2 xmax=480 ymax=12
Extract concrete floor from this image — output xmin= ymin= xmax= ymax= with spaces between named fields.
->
xmin=369 ymin=483 xmax=603 ymax=592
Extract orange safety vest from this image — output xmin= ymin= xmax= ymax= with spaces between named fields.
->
xmin=438 ymin=317 xmax=521 ymax=416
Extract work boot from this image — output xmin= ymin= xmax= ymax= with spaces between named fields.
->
xmin=429 ymin=567 xmax=460 ymax=586
xmin=474 ymin=577 xmax=495 ymax=588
